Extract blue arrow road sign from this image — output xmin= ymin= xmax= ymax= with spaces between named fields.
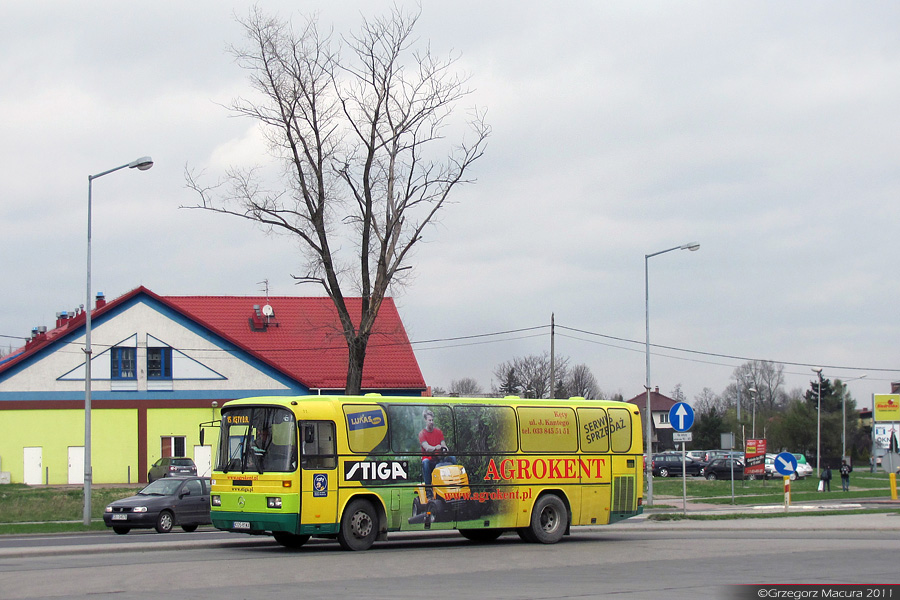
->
xmin=669 ymin=402 xmax=694 ymax=432
xmin=774 ymin=452 xmax=798 ymax=476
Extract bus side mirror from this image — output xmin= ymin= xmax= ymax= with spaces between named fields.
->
xmin=200 ymin=430 xmax=205 ymax=446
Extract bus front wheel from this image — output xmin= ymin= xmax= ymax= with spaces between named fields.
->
xmin=524 ymin=494 xmax=567 ymax=544
xmin=338 ymin=499 xmax=378 ymax=551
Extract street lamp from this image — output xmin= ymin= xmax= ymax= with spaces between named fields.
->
xmin=840 ymin=374 xmax=867 ymax=462
xmin=84 ymin=156 xmax=153 ymax=526
xmin=644 ymin=241 xmax=700 ymax=505
xmin=812 ymin=367 xmax=823 ymax=478
xmin=748 ymin=387 xmax=758 ymax=439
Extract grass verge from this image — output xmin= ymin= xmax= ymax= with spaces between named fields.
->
xmin=648 ymin=508 xmax=900 ymax=521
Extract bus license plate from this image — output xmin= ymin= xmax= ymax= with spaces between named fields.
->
xmin=112 ymin=514 xmax=127 ymax=521
xmin=233 ymin=521 xmax=251 ymax=529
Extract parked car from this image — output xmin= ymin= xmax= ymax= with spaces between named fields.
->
xmin=686 ymin=450 xmax=709 ymax=463
xmin=147 ymin=457 xmax=197 ymax=482
xmin=103 ymin=476 xmax=211 ymax=534
xmin=703 ymin=457 xmax=747 ymax=480
xmin=765 ymin=453 xmax=813 ymax=480
xmin=652 ymin=453 xmax=705 ymax=477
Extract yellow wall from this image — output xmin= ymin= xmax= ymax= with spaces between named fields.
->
xmin=146 ymin=408 xmax=210 ymax=467
xmin=0 ymin=407 xmax=214 ymax=485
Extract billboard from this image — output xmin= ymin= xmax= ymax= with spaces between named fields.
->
xmin=874 ymin=394 xmax=900 ymax=422
xmin=744 ymin=438 xmax=767 ymax=476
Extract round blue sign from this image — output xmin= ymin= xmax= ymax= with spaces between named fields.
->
xmin=669 ymin=402 xmax=694 ymax=432
xmin=774 ymin=452 xmax=798 ymax=476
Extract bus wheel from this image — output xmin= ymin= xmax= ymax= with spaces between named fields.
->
xmin=460 ymin=529 xmax=503 ymax=543
xmin=338 ymin=499 xmax=378 ymax=551
xmin=274 ymin=532 xmax=311 ymax=549
xmin=527 ymin=494 xmax=567 ymax=544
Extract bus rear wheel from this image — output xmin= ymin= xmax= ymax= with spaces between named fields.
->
xmin=338 ymin=499 xmax=378 ymax=551
xmin=525 ymin=494 xmax=567 ymax=544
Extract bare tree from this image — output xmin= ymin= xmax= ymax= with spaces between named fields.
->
xmin=184 ymin=6 xmax=489 ymax=394
xmin=730 ymin=360 xmax=787 ymax=412
xmin=492 ymin=353 xmax=569 ymax=399
xmin=693 ymin=387 xmax=722 ymax=415
xmin=565 ymin=364 xmax=599 ymax=399
xmin=449 ymin=377 xmax=483 ymax=397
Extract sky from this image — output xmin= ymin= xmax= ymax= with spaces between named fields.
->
xmin=2 ymin=1 xmax=899 ymax=409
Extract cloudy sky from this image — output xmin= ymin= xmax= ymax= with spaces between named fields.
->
xmin=2 ymin=1 xmax=898 ymax=408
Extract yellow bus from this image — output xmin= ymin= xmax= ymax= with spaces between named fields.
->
xmin=206 ymin=394 xmax=643 ymax=550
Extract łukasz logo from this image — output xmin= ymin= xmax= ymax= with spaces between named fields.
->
xmin=344 ymin=461 xmax=409 ymax=482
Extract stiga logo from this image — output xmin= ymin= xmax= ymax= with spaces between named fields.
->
xmin=347 ymin=409 xmax=384 ymax=431
xmin=344 ymin=461 xmax=409 ymax=482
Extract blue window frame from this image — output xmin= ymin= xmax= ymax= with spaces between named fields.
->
xmin=147 ymin=347 xmax=172 ymax=379
xmin=111 ymin=347 xmax=136 ymax=379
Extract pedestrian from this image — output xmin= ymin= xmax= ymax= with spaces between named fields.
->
xmin=840 ymin=460 xmax=852 ymax=491
xmin=820 ymin=465 xmax=832 ymax=492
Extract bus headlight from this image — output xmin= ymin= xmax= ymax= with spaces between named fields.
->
xmin=211 ymin=495 xmax=221 ymax=506
xmin=267 ymin=497 xmax=282 ymax=509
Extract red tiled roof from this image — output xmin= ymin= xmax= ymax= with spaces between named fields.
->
xmin=625 ymin=389 xmax=677 ymax=413
xmin=165 ymin=294 xmax=425 ymax=391
xmin=1 ymin=287 xmax=425 ymax=392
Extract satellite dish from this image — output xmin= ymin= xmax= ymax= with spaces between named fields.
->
xmin=261 ymin=304 xmax=274 ymax=317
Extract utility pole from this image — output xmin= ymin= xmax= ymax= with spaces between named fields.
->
xmin=549 ymin=313 xmax=555 ymax=399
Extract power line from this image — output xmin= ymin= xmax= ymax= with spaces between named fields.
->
xmin=3 ymin=320 xmax=898 ymax=377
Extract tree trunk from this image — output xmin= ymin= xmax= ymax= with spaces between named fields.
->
xmin=345 ymin=335 xmax=368 ymax=395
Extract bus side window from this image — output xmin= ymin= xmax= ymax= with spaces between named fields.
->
xmin=301 ymin=421 xmax=336 ymax=470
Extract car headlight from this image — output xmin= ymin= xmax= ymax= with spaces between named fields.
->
xmin=105 ymin=506 xmax=113 ymax=513
xmin=133 ymin=506 xmax=148 ymax=513
xmin=211 ymin=495 xmax=221 ymax=506
xmin=267 ymin=497 xmax=282 ymax=509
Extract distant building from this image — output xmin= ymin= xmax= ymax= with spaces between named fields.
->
xmin=0 ymin=286 xmax=425 ymax=485
xmin=624 ymin=387 xmax=678 ymax=453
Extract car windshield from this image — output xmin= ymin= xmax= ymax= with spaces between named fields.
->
xmin=217 ymin=406 xmax=297 ymax=474
xmin=139 ymin=479 xmax=184 ymax=496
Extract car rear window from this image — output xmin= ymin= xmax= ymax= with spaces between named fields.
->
xmin=171 ymin=459 xmax=194 ymax=466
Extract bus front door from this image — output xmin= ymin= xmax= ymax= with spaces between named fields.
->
xmin=299 ymin=421 xmax=339 ymax=535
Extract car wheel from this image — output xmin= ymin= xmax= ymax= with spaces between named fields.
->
xmin=337 ymin=499 xmax=378 ymax=551
xmin=273 ymin=532 xmax=311 ymax=548
xmin=526 ymin=494 xmax=567 ymax=544
xmin=659 ymin=468 xmax=670 ymax=478
xmin=706 ymin=473 xmax=717 ymax=480
xmin=155 ymin=510 xmax=174 ymax=534
xmin=181 ymin=524 xmax=199 ymax=533
xmin=112 ymin=526 xmax=130 ymax=535
xmin=790 ymin=473 xmax=797 ymax=481
xmin=746 ymin=474 xmax=757 ymax=481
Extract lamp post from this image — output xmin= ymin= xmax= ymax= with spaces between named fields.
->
xmin=840 ymin=374 xmax=867 ymax=462
xmin=644 ymin=241 xmax=700 ymax=505
xmin=812 ymin=367 xmax=823 ymax=478
xmin=748 ymin=387 xmax=758 ymax=439
xmin=84 ymin=156 xmax=153 ymax=526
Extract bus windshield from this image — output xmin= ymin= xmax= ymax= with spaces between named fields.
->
xmin=217 ymin=407 xmax=297 ymax=474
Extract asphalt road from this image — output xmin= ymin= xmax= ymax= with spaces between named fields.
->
xmin=2 ymin=512 xmax=898 ymax=600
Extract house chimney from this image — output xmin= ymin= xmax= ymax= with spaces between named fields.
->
xmin=56 ymin=311 xmax=68 ymax=329
xmin=654 ymin=386 xmax=659 ymax=394
xmin=95 ymin=292 xmax=106 ymax=309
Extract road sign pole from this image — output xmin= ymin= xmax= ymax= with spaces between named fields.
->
xmin=682 ymin=442 xmax=687 ymax=515
xmin=784 ymin=475 xmax=790 ymax=512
